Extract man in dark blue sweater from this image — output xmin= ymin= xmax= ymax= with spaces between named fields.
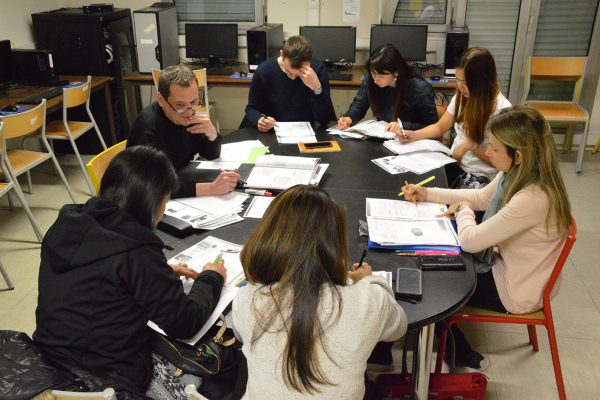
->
xmin=245 ymin=35 xmax=336 ymax=132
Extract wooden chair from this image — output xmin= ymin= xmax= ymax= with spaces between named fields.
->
xmin=593 ymin=138 xmax=600 ymax=154
xmin=0 ymin=122 xmax=44 ymax=243
xmin=0 ymin=100 xmax=75 ymax=202
xmin=49 ymin=388 xmax=116 ymax=400
xmin=523 ymin=57 xmax=590 ymax=173
xmin=152 ymin=67 xmax=219 ymax=131
xmin=434 ymin=219 xmax=577 ymax=400
xmin=45 ymin=76 xmax=107 ymax=195
xmin=85 ymin=140 xmax=127 ymax=195
xmin=184 ymin=385 xmax=209 ymax=400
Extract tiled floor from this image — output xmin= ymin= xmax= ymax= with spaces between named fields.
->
xmin=1 ymin=149 xmax=599 ymax=399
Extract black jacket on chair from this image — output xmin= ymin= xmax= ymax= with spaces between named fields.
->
xmin=33 ymin=197 xmax=223 ymax=395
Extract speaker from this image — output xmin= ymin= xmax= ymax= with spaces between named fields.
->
xmin=247 ymin=23 xmax=283 ymax=72
xmin=134 ymin=3 xmax=179 ymax=73
xmin=11 ymin=49 xmax=57 ymax=86
xmin=444 ymin=27 xmax=469 ymax=77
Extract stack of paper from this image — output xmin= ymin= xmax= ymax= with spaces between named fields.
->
xmin=365 ymin=198 xmax=460 ymax=251
xmin=373 ymin=139 xmax=456 ymax=175
xmin=274 ymin=121 xmax=317 ymax=143
xmin=328 ymin=120 xmax=395 ymax=140
xmin=164 ymin=191 xmax=249 ymax=230
xmin=245 ymin=154 xmax=328 ymax=190
xmin=383 ymin=139 xmax=452 ymax=156
xmin=203 ymin=140 xmax=269 ymax=164
xmin=148 ymin=236 xmax=246 ymax=345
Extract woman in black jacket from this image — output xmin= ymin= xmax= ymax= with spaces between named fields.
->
xmin=338 ymin=43 xmax=438 ymax=131
xmin=34 ymin=145 xmax=227 ymax=398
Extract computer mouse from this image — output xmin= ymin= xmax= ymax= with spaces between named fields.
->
xmin=429 ymin=76 xmax=442 ymax=82
xmin=1 ymin=104 xmax=18 ymax=112
xmin=239 ymin=71 xmax=248 ymax=77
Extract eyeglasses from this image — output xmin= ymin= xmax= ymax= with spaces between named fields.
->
xmin=166 ymin=97 xmax=201 ymax=114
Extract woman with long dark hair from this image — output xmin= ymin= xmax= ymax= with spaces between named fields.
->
xmin=232 ymin=185 xmax=407 ymax=398
xmin=338 ymin=43 xmax=437 ymax=131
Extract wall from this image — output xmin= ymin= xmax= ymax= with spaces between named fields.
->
xmin=0 ymin=0 xmax=66 ymax=48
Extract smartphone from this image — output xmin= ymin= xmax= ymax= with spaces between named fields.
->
xmin=303 ymin=141 xmax=333 ymax=149
xmin=417 ymin=255 xmax=466 ymax=271
xmin=395 ymin=267 xmax=422 ymax=300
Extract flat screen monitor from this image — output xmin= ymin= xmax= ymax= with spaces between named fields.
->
xmin=0 ymin=40 xmax=12 ymax=85
xmin=185 ymin=23 xmax=239 ymax=63
xmin=370 ymin=24 xmax=428 ymax=62
xmin=299 ymin=26 xmax=356 ymax=65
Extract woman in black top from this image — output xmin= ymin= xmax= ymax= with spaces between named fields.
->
xmin=34 ymin=146 xmax=227 ymax=398
xmin=338 ymin=43 xmax=438 ymax=131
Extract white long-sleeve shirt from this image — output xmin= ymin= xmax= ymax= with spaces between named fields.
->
xmin=232 ymin=275 xmax=407 ymax=399
xmin=426 ymin=173 xmax=568 ymax=314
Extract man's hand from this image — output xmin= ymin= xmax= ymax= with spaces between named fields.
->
xmin=202 ymin=259 xmax=227 ymax=281
xmin=209 ymin=170 xmax=240 ymax=196
xmin=338 ymin=116 xmax=352 ymax=130
xmin=184 ymin=114 xmax=217 ymax=140
xmin=169 ymin=262 xmax=199 ymax=280
xmin=257 ymin=116 xmax=277 ymax=133
xmin=298 ymin=64 xmax=321 ymax=91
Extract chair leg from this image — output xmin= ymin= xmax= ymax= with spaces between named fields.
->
xmin=434 ymin=322 xmax=450 ymax=373
xmin=10 ymin=179 xmax=44 ymax=242
xmin=546 ymin=321 xmax=567 ymax=400
xmin=6 ymin=191 xmax=14 ymax=210
xmin=26 ymin=171 xmax=33 ymax=194
xmin=68 ymin=136 xmax=96 ymax=196
xmin=527 ymin=325 xmax=539 ymax=352
xmin=593 ymin=137 xmax=600 ymax=154
xmin=576 ymin=119 xmax=590 ymax=174
xmin=563 ymin=125 xmax=573 ymax=153
xmin=0 ymin=259 xmax=15 ymax=290
xmin=49 ymin=153 xmax=76 ymax=203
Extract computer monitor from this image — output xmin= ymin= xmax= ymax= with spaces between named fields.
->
xmin=299 ymin=26 xmax=356 ymax=67
xmin=0 ymin=40 xmax=12 ymax=85
xmin=370 ymin=24 xmax=428 ymax=62
xmin=185 ymin=23 xmax=239 ymax=66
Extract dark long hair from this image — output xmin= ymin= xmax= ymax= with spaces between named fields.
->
xmin=241 ymin=185 xmax=349 ymax=394
xmin=366 ymin=43 xmax=420 ymax=120
xmin=99 ymin=145 xmax=179 ymax=229
xmin=454 ymin=47 xmax=500 ymax=144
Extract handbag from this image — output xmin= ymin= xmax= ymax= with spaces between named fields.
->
xmin=450 ymin=172 xmax=490 ymax=189
xmin=150 ymin=314 xmax=240 ymax=379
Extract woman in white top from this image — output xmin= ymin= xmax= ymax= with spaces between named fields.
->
xmin=393 ymin=47 xmax=511 ymax=184
xmin=403 ymin=106 xmax=573 ymax=369
xmin=232 ymin=185 xmax=407 ymax=399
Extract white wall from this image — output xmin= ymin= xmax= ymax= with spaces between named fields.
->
xmin=0 ymin=0 xmax=66 ymax=48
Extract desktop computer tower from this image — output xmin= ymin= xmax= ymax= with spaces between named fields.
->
xmin=247 ymin=24 xmax=284 ymax=72
xmin=11 ymin=49 xmax=57 ymax=86
xmin=444 ymin=27 xmax=469 ymax=77
xmin=134 ymin=4 xmax=179 ymax=73
xmin=32 ymin=7 xmax=138 ymax=142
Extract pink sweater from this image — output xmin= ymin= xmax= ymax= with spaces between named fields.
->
xmin=426 ymin=173 xmax=567 ymax=314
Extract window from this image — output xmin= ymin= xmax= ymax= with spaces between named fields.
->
xmin=174 ymin=0 xmax=263 ymax=32
xmin=393 ymin=0 xmax=448 ymax=25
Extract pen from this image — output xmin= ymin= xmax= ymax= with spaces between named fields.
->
xmin=357 ymin=248 xmax=368 ymax=269
xmin=398 ymin=175 xmax=436 ymax=197
xmin=404 ymin=180 xmax=417 ymax=205
xmin=245 ymin=188 xmax=273 ymax=196
xmin=397 ymin=118 xmax=407 ymax=139
xmin=261 ymin=113 xmax=280 ymax=129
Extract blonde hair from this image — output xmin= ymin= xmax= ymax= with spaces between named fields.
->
xmin=488 ymin=106 xmax=572 ymax=231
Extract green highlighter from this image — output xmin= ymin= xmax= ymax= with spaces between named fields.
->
xmin=213 ymin=252 xmax=223 ymax=264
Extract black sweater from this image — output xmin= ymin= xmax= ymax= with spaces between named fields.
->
xmin=34 ymin=197 xmax=224 ymax=394
xmin=245 ymin=57 xmax=336 ymax=129
xmin=128 ymin=102 xmax=222 ymax=197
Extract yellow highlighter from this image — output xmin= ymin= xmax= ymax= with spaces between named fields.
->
xmin=213 ymin=252 xmax=223 ymax=264
xmin=399 ymin=176 xmax=436 ymax=197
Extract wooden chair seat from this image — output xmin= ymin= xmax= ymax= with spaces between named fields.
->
xmin=453 ymin=305 xmax=546 ymax=321
xmin=46 ymin=120 xmax=94 ymax=139
xmin=6 ymin=149 xmax=50 ymax=175
xmin=527 ymin=101 xmax=588 ymax=122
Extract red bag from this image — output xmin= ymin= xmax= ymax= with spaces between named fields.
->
xmin=375 ymin=372 xmax=487 ymax=400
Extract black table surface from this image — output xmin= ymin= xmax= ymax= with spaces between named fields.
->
xmin=159 ymin=127 xmax=476 ymax=330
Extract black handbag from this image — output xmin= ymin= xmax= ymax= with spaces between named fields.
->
xmin=151 ymin=314 xmax=240 ymax=379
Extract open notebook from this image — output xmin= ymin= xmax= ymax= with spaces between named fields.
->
xmin=245 ymin=154 xmax=325 ymax=190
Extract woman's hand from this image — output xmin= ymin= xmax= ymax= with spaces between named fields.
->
xmin=453 ymin=139 xmax=477 ymax=162
xmin=394 ymin=129 xmax=417 ymax=143
xmin=338 ymin=116 xmax=352 ymax=130
xmin=348 ymin=261 xmax=373 ymax=283
xmin=402 ymin=184 xmax=427 ymax=202
xmin=169 ymin=262 xmax=199 ymax=280
xmin=202 ymin=259 xmax=227 ymax=281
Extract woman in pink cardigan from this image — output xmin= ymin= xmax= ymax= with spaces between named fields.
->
xmin=404 ymin=105 xmax=573 ymax=369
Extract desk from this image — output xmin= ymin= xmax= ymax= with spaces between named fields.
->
xmin=123 ymin=66 xmax=456 ymax=126
xmin=158 ymin=128 xmax=475 ymax=399
xmin=0 ymin=76 xmax=117 ymax=145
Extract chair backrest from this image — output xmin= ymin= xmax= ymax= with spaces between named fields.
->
xmin=50 ymin=388 xmax=116 ymax=400
xmin=524 ymin=56 xmax=587 ymax=104
xmin=0 ymin=100 xmax=47 ymax=140
xmin=543 ymin=219 xmax=577 ymax=308
xmin=85 ymin=140 xmax=127 ymax=194
xmin=152 ymin=68 xmax=209 ymax=114
xmin=62 ymin=76 xmax=92 ymax=109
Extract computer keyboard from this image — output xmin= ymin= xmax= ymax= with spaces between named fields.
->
xmin=206 ymin=66 xmax=233 ymax=76
xmin=327 ymin=72 xmax=353 ymax=81
xmin=17 ymin=86 xmax=64 ymax=104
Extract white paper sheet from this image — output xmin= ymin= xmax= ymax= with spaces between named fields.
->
xmin=366 ymin=198 xmax=448 ymax=219
xmin=367 ymin=217 xmax=459 ymax=246
xmin=384 ymin=139 xmax=452 ymax=156
xmin=243 ymin=196 xmax=275 ymax=218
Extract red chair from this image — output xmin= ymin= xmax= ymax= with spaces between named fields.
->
xmin=435 ymin=219 xmax=577 ymax=400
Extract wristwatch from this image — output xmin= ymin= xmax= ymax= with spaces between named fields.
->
xmin=313 ymin=85 xmax=323 ymax=95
